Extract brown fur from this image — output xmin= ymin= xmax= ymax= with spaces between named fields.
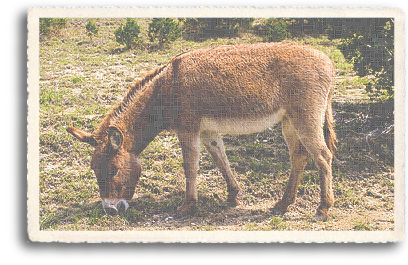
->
xmin=68 ymin=42 xmax=337 ymax=219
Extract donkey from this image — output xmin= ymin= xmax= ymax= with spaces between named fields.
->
xmin=67 ymin=42 xmax=337 ymax=220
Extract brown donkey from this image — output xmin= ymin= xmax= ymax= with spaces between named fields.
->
xmin=67 ymin=42 xmax=337 ymax=220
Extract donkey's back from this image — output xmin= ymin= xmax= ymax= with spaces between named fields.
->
xmin=173 ymin=42 xmax=335 ymax=137
xmin=174 ymin=42 xmax=335 ymax=122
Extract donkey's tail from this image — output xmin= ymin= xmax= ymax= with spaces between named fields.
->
xmin=323 ymin=92 xmax=337 ymax=157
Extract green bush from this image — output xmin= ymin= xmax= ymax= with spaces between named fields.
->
xmin=114 ymin=19 xmax=141 ymax=49
xmin=335 ymin=19 xmax=394 ymax=100
xmin=182 ymin=18 xmax=254 ymax=41
xmin=255 ymin=18 xmax=291 ymax=42
xmin=85 ymin=20 xmax=98 ymax=40
xmin=287 ymin=18 xmax=328 ymax=37
xmin=40 ymin=18 xmax=68 ymax=37
xmin=254 ymin=18 xmax=330 ymax=39
xmin=148 ymin=18 xmax=181 ymax=46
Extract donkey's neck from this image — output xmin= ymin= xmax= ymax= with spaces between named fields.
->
xmin=109 ymin=69 xmax=172 ymax=155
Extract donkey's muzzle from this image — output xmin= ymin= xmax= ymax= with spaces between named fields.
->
xmin=102 ymin=199 xmax=129 ymax=215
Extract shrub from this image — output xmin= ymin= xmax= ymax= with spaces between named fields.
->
xmin=255 ymin=18 xmax=291 ymax=42
xmin=182 ymin=18 xmax=254 ymax=41
xmin=287 ymin=18 xmax=328 ymax=37
xmin=335 ymin=19 xmax=394 ymax=100
xmin=148 ymin=18 xmax=181 ymax=46
xmin=40 ymin=18 xmax=68 ymax=37
xmin=254 ymin=18 xmax=330 ymax=39
xmin=114 ymin=19 xmax=141 ymax=49
xmin=85 ymin=20 xmax=98 ymax=40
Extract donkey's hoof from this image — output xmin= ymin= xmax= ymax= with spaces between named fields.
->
xmin=270 ymin=207 xmax=286 ymax=216
xmin=175 ymin=201 xmax=196 ymax=218
xmin=314 ymin=208 xmax=329 ymax=221
xmin=227 ymin=197 xmax=240 ymax=207
xmin=227 ymin=190 xmax=241 ymax=207
xmin=227 ymin=192 xmax=241 ymax=207
xmin=271 ymin=200 xmax=288 ymax=216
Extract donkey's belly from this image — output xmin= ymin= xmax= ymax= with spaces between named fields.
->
xmin=200 ymin=108 xmax=286 ymax=135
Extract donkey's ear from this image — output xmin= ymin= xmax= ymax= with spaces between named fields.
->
xmin=108 ymin=126 xmax=123 ymax=151
xmin=66 ymin=126 xmax=97 ymax=147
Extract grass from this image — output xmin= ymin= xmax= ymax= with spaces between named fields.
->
xmin=39 ymin=18 xmax=395 ymax=231
xmin=268 ymin=216 xmax=286 ymax=230
xmin=354 ymin=220 xmax=373 ymax=231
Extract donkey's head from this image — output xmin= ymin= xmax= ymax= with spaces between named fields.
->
xmin=67 ymin=125 xmax=141 ymax=215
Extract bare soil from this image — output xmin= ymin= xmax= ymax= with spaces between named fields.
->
xmin=39 ymin=18 xmax=394 ymax=231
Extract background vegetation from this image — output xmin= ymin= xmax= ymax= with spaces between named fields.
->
xmin=39 ymin=18 xmax=394 ymax=231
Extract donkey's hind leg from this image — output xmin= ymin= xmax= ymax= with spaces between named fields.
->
xmin=201 ymin=131 xmax=240 ymax=206
xmin=272 ymin=116 xmax=309 ymax=215
xmin=289 ymin=113 xmax=335 ymax=221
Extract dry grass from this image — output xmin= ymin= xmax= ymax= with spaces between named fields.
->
xmin=39 ymin=18 xmax=394 ymax=231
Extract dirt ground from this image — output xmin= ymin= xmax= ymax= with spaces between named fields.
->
xmin=38 ymin=19 xmax=395 ymax=232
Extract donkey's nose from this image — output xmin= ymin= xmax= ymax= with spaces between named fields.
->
xmin=102 ymin=199 xmax=129 ymax=215
xmin=116 ymin=200 xmax=129 ymax=213
xmin=104 ymin=206 xmax=118 ymax=215
xmin=102 ymin=199 xmax=118 ymax=215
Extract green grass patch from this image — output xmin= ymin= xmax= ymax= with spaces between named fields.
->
xmin=268 ymin=216 xmax=286 ymax=230
xmin=244 ymin=222 xmax=258 ymax=231
xmin=71 ymin=76 xmax=86 ymax=84
xmin=38 ymin=18 xmax=394 ymax=231
xmin=354 ymin=220 xmax=373 ymax=231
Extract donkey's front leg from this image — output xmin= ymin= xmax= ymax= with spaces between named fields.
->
xmin=201 ymin=131 xmax=240 ymax=207
xmin=175 ymin=130 xmax=201 ymax=217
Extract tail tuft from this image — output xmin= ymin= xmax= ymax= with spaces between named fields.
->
xmin=323 ymin=102 xmax=337 ymax=157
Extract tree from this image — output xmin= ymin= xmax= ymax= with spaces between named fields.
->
xmin=253 ymin=18 xmax=291 ymax=42
xmin=40 ymin=18 xmax=68 ymax=37
xmin=182 ymin=18 xmax=254 ymax=41
xmin=335 ymin=19 xmax=394 ymax=100
xmin=85 ymin=20 xmax=98 ymax=40
xmin=114 ymin=19 xmax=141 ymax=49
xmin=148 ymin=18 xmax=181 ymax=47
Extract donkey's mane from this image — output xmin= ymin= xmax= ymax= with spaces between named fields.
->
xmin=111 ymin=64 xmax=168 ymax=120
xmin=111 ymin=51 xmax=191 ymax=121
